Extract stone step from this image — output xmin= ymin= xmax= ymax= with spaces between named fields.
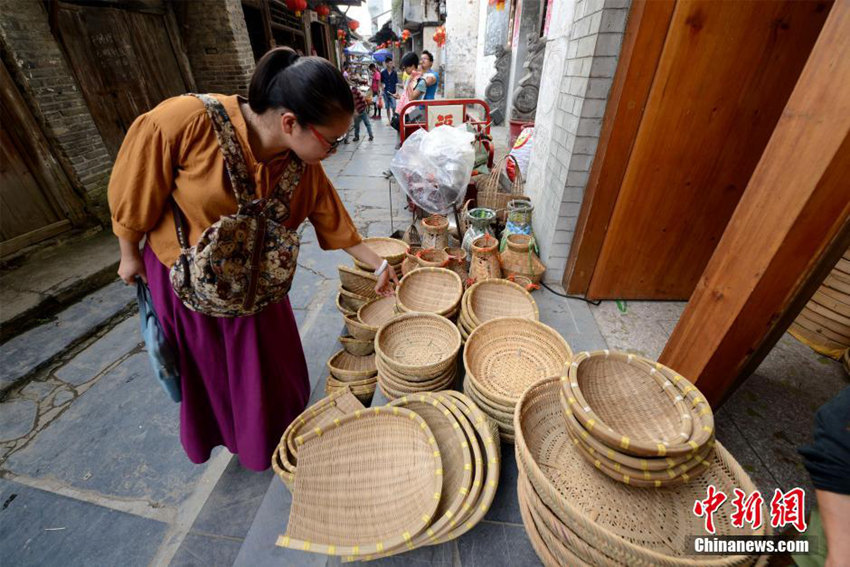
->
xmin=0 ymin=280 xmax=136 ymax=399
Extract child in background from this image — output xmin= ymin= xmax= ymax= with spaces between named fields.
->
xmin=346 ymin=83 xmax=373 ymax=143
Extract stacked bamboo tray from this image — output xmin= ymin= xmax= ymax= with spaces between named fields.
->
xmin=375 ymin=313 xmax=461 ymax=399
xmin=325 ymin=350 xmax=378 ymax=405
xmin=789 ymin=247 xmax=850 ymax=359
xmin=463 ymin=317 xmax=572 ymax=442
xmin=458 ymin=279 xmax=539 ymax=342
xmin=562 ymin=351 xmax=716 ymax=487
xmin=515 ymin=377 xmax=770 ymax=567
xmin=274 ymin=391 xmax=501 ymax=561
xmin=396 ymin=267 xmax=463 ymax=320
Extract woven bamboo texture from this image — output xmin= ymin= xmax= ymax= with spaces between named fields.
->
xmin=514 ymin=377 xmax=769 ymax=567
xmin=339 ymin=336 xmax=375 ymax=356
xmin=338 ymin=265 xmax=380 ymax=299
xmin=327 ymin=350 xmax=377 ymax=381
xmin=359 ymin=237 xmax=409 ymax=264
xmin=338 ymin=286 xmax=370 ymax=311
xmin=464 ymin=317 xmax=573 ymax=407
xmin=464 ymin=279 xmax=539 ymax=328
xmin=375 ymin=313 xmax=461 ymax=377
xmin=477 ymin=156 xmax=526 ymax=221
xmin=357 ymin=296 xmax=398 ymax=330
xmin=344 ymin=316 xmax=377 ymax=341
xmin=396 ymin=268 xmax=463 ymax=316
xmin=416 ymin=248 xmax=450 ymax=268
xmin=278 ymin=407 xmax=443 ymax=559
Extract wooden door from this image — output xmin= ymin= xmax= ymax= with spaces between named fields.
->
xmin=52 ymin=1 xmax=190 ymax=158
xmin=579 ymin=0 xmax=831 ymax=299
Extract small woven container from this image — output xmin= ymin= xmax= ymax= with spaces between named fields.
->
xmin=564 ymin=351 xmax=708 ymax=458
xmin=464 ymin=317 xmax=572 ymax=407
xmin=339 ymin=335 xmax=375 ymax=356
xmin=338 ymin=265 xmax=379 ymax=299
xmin=336 ymin=294 xmax=356 ymax=317
xmin=358 ymin=237 xmax=408 ymax=264
xmin=401 ymin=254 xmax=421 ymax=277
xmin=465 ymin=279 xmax=539 ymax=328
xmin=415 ymin=248 xmax=450 ymax=268
xmin=375 ymin=313 xmax=461 ymax=378
xmin=325 ymin=374 xmax=377 ymax=391
xmin=344 ymin=315 xmax=377 ymax=341
xmin=357 ymin=296 xmax=398 ymax=330
xmin=327 ymin=350 xmax=377 ymax=381
xmin=514 ymin=377 xmax=769 ymax=567
xmin=396 ymin=267 xmax=463 ymax=316
xmin=421 ymin=214 xmax=450 ymax=249
xmin=338 ymin=286 xmax=370 ymax=312
xmin=279 ymin=407 xmax=443 ymax=559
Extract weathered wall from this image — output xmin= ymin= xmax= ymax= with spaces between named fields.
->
xmin=183 ymin=0 xmax=255 ymax=95
xmin=525 ymin=0 xmax=629 ymax=282
xmin=0 ymin=0 xmax=112 ymax=221
xmin=445 ymin=0 xmax=481 ymax=98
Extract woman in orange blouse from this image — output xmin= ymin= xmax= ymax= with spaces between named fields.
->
xmin=108 ymin=48 xmax=395 ymax=471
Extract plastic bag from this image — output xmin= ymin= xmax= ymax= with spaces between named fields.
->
xmin=390 ymin=125 xmax=476 ymax=215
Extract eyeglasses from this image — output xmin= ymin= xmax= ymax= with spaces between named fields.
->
xmin=307 ymin=124 xmax=346 ymax=153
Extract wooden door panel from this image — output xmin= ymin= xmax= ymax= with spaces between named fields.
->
xmin=587 ymin=0 xmax=831 ymax=299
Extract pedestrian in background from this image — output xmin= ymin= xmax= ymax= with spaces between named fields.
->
xmin=347 ymin=81 xmax=374 ymax=142
xmin=420 ymin=50 xmax=439 ymax=100
xmin=380 ymin=56 xmax=399 ymax=126
xmin=369 ymin=63 xmax=382 ymax=120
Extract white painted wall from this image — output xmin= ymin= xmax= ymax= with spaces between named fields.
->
xmin=445 ymin=0 xmax=481 ymax=97
xmin=474 ymin=0 xmax=496 ymax=99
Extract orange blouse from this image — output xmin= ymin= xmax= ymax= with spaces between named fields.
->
xmin=108 ymin=94 xmax=361 ymax=267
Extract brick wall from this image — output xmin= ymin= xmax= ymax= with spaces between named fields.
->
xmin=0 ymin=0 xmax=113 ymax=222
xmin=183 ymin=0 xmax=255 ymax=95
xmin=525 ymin=0 xmax=629 ymax=283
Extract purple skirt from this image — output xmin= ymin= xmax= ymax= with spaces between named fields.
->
xmin=143 ymin=244 xmax=310 ymax=471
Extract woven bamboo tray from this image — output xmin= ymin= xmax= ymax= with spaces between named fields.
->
xmin=464 ymin=317 xmax=573 ymax=407
xmin=338 ymin=265 xmax=379 ymax=299
xmin=514 ymin=377 xmax=769 ymax=567
xmin=465 ymin=280 xmax=539 ymax=328
xmin=278 ymin=407 xmax=443 ymax=559
xmin=430 ymin=391 xmax=501 ymax=544
xmin=375 ymin=313 xmax=461 ymax=378
xmin=327 ymin=350 xmax=377 ymax=381
xmin=517 ymin=478 xmax=573 ymax=567
xmin=356 ymin=237 xmax=409 ymax=265
xmin=336 ymin=294 xmax=357 ymax=317
xmin=338 ymin=287 xmax=370 ymax=313
xmin=375 ymin=354 xmax=456 ymax=387
xmin=376 ymin=362 xmax=456 ymax=395
xmin=339 ymin=335 xmax=374 ymax=356
xmin=396 ymin=268 xmax=463 ymax=316
xmin=326 ymin=374 xmax=378 ymax=391
xmin=564 ymin=351 xmax=701 ymax=458
xmin=462 ymin=380 xmax=515 ymax=441
xmin=344 ymin=315 xmax=377 ymax=341
xmin=358 ymin=296 xmax=398 ymax=330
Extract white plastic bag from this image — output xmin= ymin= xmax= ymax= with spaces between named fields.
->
xmin=390 ymin=125 xmax=476 ymax=214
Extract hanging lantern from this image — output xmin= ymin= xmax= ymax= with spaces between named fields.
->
xmin=285 ymin=0 xmax=307 ymax=16
xmin=433 ymin=26 xmax=446 ymax=48
xmin=315 ymin=4 xmax=330 ymax=20
xmin=348 ymin=19 xmax=359 ymax=31
xmin=394 ymin=40 xmax=401 ymax=48
xmin=401 ymin=29 xmax=411 ymax=42
xmin=337 ymin=29 xmax=346 ymax=41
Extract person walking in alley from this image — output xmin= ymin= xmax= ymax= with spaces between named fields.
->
xmin=369 ymin=63 xmax=381 ymax=119
xmin=347 ymin=80 xmax=373 ymax=142
xmin=393 ymin=51 xmax=427 ymax=148
xmin=380 ymin=57 xmax=399 ymax=126
xmin=108 ymin=47 xmax=397 ymax=472
xmin=420 ymin=50 xmax=439 ymax=100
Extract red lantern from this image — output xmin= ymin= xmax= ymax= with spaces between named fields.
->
xmin=315 ymin=4 xmax=330 ymax=20
xmin=284 ymin=0 xmax=307 ymax=16
xmin=394 ymin=40 xmax=401 ymax=47
xmin=433 ymin=26 xmax=446 ymax=48
xmin=401 ymin=29 xmax=411 ymax=41
xmin=337 ymin=29 xmax=346 ymax=40
xmin=348 ymin=19 xmax=359 ymax=31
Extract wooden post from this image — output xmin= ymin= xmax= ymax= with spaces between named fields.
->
xmin=659 ymin=0 xmax=850 ymax=406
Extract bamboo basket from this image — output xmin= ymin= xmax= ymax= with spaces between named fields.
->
xmin=477 ymin=156 xmax=526 ymax=222
xmin=338 ymin=265 xmax=379 ymax=299
xmin=278 ymin=407 xmax=443 ymax=559
xmin=357 ymin=237 xmax=409 ymax=264
xmin=464 ymin=317 xmax=572 ymax=407
xmin=375 ymin=313 xmax=461 ymax=378
xmin=339 ymin=335 xmax=374 ymax=356
xmin=416 ymin=247 xmax=450 ymax=268
xmin=464 ymin=279 xmax=539 ymax=328
xmin=327 ymin=350 xmax=377 ymax=381
xmin=344 ymin=315 xmax=377 ymax=341
xmin=514 ymin=377 xmax=769 ymax=567
xmin=357 ymin=296 xmax=398 ymax=331
xmin=338 ymin=286 xmax=370 ymax=312
xmin=396 ymin=268 xmax=463 ymax=317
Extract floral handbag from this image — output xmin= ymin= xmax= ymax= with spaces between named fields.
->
xmin=169 ymin=94 xmax=304 ymax=318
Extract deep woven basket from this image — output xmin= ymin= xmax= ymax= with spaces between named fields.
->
xmin=339 ymin=335 xmax=375 ymax=356
xmin=338 ymin=265 xmax=379 ymax=299
xmin=375 ymin=313 xmax=461 ymax=378
xmin=358 ymin=237 xmax=409 ymax=264
xmin=344 ymin=315 xmax=377 ymax=341
xmin=465 ymin=279 xmax=539 ymax=328
xmin=464 ymin=317 xmax=573 ymax=407
xmin=278 ymin=407 xmax=443 ymax=559
xmin=396 ymin=268 xmax=463 ymax=316
xmin=327 ymin=350 xmax=377 ymax=381
xmin=338 ymin=286 xmax=370 ymax=312
xmin=514 ymin=377 xmax=769 ymax=567
xmin=357 ymin=296 xmax=398 ymax=330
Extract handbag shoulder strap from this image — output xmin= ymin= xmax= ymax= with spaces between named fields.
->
xmin=188 ymin=93 xmax=255 ymax=204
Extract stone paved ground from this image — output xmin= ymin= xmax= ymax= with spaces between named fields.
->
xmin=1 ymin=117 xmax=844 ymax=566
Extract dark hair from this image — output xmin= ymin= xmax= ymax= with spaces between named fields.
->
xmin=385 ymin=56 xmax=393 ymax=62
xmin=249 ymin=47 xmax=354 ymax=125
xmin=400 ymin=51 xmax=419 ymax=69
xmin=343 ymin=61 xmax=350 ymax=69
xmin=421 ymin=50 xmax=433 ymax=62
xmin=368 ymin=63 xmax=376 ymax=70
